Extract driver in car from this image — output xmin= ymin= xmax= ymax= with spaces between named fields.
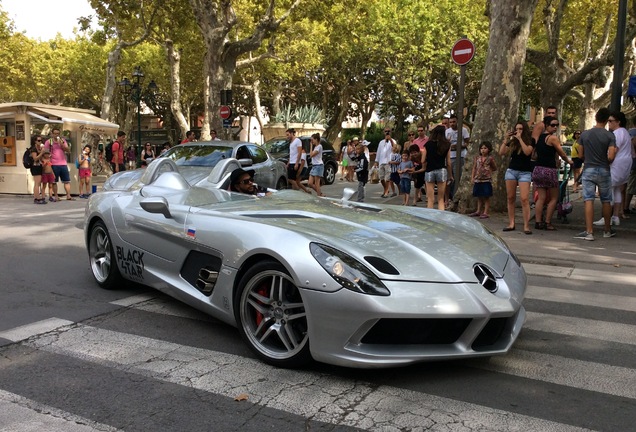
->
xmin=229 ymin=168 xmax=271 ymax=196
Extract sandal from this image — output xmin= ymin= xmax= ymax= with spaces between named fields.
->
xmin=479 ymin=214 xmax=489 ymax=219
xmin=66 ymin=197 xmax=76 ymax=201
xmin=469 ymin=211 xmax=480 ymax=217
xmin=502 ymin=226 xmax=515 ymax=232
xmin=544 ymin=223 xmax=556 ymax=231
xmin=524 ymin=230 xmax=533 ymax=235
xmin=534 ymin=222 xmax=545 ymax=230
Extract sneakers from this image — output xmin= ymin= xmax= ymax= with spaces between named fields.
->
xmin=390 ymin=192 xmax=397 ymax=197
xmin=593 ymin=216 xmax=619 ymax=226
xmin=574 ymin=231 xmax=595 ymax=241
xmin=603 ymin=229 xmax=616 ymax=238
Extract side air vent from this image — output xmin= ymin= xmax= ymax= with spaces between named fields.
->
xmin=196 ymin=267 xmax=219 ymax=295
xmin=364 ymin=256 xmax=400 ymax=275
xmin=473 ymin=264 xmax=499 ymax=293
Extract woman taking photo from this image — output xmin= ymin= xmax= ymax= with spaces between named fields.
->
xmin=29 ymin=136 xmax=46 ymax=204
xmin=532 ymin=116 xmax=573 ymax=231
xmin=499 ymin=121 xmax=534 ymax=234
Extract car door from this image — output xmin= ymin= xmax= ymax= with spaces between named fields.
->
xmin=247 ymin=144 xmax=276 ymax=188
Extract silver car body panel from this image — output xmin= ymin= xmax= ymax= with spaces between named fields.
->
xmin=85 ymin=164 xmax=526 ymax=368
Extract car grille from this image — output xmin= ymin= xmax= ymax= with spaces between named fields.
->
xmin=471 ymin=317 xmax=509 ymax=351
xmin=361 ymin=318 xmax=471 ymax=345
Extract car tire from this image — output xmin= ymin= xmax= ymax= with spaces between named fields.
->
xmin=88 ymin=220 xmax=124 ymax=290
xmin=276 ymin=177 xmax=287 ymax=190
xmin=323 ymin=163 xmax=336 ymax=185
xmin=235 ymin=260 xmax=311 ymax=368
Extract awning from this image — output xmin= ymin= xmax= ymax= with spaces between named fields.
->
xmin=30 ymin=107 xmax=120 ymax=135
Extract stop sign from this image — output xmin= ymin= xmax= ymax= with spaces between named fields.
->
xmin=219 ymin=105 xmax=232 ymax=119
xmin=451 ymin=38 xmax=475 ymax=66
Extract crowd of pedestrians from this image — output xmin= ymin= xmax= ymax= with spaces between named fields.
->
xmin=334 ymin=105 xmax=635 ymax=240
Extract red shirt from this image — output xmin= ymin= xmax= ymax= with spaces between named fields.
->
xmin=111 ymin=140 xmax=125 ymax=164
xmin=413 ymin=136 xmax=428 ymax=151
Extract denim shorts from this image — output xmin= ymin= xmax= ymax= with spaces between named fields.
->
xmin=310 ymin=164 xmax=324 ymax=177
xmin=52 ymin=164 xmax=71 ymax=183
xmin=504 ymin=168 xmax=532 ymax=183
xmin=425 ymin=168 xmax=448 ymax=183
xmin=581 ymin=167 xmax=612 ymax=202
xmin=400 ymin=177 xmax=411 ymax=193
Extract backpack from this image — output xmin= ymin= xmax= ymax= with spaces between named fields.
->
xmin=23 ymin=148 xmax=34 ymax=169
xmin=105 ymin=142 xmax=113 ymax=161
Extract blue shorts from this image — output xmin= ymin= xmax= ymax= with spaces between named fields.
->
xmin=505 ymin=168 xmax=532 ymax=183
xmin=390 ymin=172 xmax=400 ymax=184
xmin=310 ymin=164 xmax=324 ymax=177
xmin=52 ymin=164 xmax=70 ymax=183
xmin=473 ymin=182 xmax=493 ymax=197
xmin=400 ymin=178 xmax=411 ymax=193
xmin=425 ymin=168 xmax=448 ymax=183
xmin=581 ymin=167 xmax=612 ymax=202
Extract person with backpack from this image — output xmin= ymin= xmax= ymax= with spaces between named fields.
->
xmin=110 ymin=131 xmax=127 ymax=175
xmin=26 ymin=136 xmax=47 ymax=204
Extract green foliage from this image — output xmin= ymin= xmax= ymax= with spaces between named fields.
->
xmin=273 ymin=104 xmax=326 ymax=124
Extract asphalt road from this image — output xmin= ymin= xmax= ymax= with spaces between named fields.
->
xmin=0 ymin=188 xmax=635 ymax=431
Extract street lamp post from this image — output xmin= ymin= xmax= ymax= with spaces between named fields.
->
xmin=119 ymin=66 xmax=157 ymax=167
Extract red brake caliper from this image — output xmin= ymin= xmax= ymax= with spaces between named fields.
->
xmin=255 ymin=282 xmax=268 ymax=326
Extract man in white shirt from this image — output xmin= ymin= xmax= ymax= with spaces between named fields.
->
xmin=445 ymin=114 xmax=470 ymax=200
xmin=376 ymin=128 xmax=396 ymax=198
xmin=286 ymin=128 xmax=303 ymax=190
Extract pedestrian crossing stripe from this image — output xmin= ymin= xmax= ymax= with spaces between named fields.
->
xmin=25 ymin=324 xmax=592 ymax=432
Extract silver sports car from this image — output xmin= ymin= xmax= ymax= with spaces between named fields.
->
xmin=85 ymin=157 xmax=526 ymax=368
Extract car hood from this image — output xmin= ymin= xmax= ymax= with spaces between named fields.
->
xmin=201 ymin=191 xmax=511 ymax=283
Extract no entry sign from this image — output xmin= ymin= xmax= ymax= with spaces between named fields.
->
xmin=219 ymin=105 xmax=232 ymax=119
xmin=451 ymin=38 xmax=475 ymax=66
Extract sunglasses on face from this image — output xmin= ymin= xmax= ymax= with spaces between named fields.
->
xmin=240 ymin=178 xmax=253 ymax=185
xmin=417 ymin=130 xmax=424 ymax=133
xmin=550 ymin=123 xmax=559 ymax=127
xmin=384 ymin=130 xmax=391 ymax=133
xmin=36 ymin=139 xmax=42 ymax=142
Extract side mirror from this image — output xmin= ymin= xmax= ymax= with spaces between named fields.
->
xmin=140 ymin=196 xmax=172 ymax=218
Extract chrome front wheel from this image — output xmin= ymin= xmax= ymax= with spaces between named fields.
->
xmin=236 ymin=261 xmax=310 ymax=367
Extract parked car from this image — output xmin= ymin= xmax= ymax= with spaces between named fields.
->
xmin=264 ymin=136 xmax=339 ymax=185
xmin=85 ymin=157 xmax=527 ymax=368
xmin=101 ymin=141 xmax=288 ymax=192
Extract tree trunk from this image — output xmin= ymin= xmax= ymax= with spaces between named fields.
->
xmin=100 ymin=45 xmax=122 ymax=121
xmin=454 ymin=0 xmax=539 ymax=213
xmin=164 ymin=40 xmax=190 ymax=138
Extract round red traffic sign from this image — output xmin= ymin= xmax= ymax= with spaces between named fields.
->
xmin=451 ymin=38 xmax=475 ymax=66
xmin=219 ymin=105 xmax=232 ymax=119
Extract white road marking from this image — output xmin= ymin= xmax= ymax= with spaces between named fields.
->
xmin=0 ymin=389 xmax=120 ymax=432
xmin=527 ymin=285 xmax=636 ymax=312
xmin=525 ymin=311 xmax=636 ymax=345
xmin=0 ymin=318 xmax=74 ymax=343
xmin=524 ymin=263 xmax=635 ymax=285
xmin=109 ymin=293 xmax=156 ymax=307
xmin=25 ymin=325 xmax=594 ymax=432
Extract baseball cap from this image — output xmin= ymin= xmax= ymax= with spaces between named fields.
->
xmin=230 ymin=168 xmax=255 ymax=185
xmin=352 ymin=136 xmax=359 ymax=141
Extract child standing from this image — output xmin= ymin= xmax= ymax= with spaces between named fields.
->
xmin=470 ymin=141 xmax=497 ymax=218
xmin=398 ymin=152 xmax=414 ymax=206
xmin=353 ymin=143 xmax=369 ymax=202
xmin=41 ymin=150 xmax=56 ymax=202
xmin=389 ymin=143 xmax=401 ymax=195
xmin=78 ymin=145 xmax=92 ymax=198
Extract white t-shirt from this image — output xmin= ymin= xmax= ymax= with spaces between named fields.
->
xmin=289 ymin=137 xmax=302 ymax=164
xmin=376 ymin=139 xmax=393 ymax=165
xmin=445 ymin=127 xmax=470 ymax=159
xmin=311 ymin=144 xmax=323 ymax=165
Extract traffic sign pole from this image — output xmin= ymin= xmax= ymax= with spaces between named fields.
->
xmin=450 ymin=37 xmax=475 ymax=196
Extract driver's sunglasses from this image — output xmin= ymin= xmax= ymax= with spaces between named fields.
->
xmin=240 ymin=178 xmax=254 ymax=185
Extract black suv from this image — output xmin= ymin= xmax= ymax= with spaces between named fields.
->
xmin=263 ymin=136 xmax=339 ymax=185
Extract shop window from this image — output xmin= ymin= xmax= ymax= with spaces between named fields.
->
xmin=0 ymin=136 xmax=16 ymax=166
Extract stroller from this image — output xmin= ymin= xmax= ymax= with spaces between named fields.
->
xmin=557 ymin=163 xmax=573 ymax=223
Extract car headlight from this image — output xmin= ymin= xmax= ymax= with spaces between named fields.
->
xmin=310 ymin=243 xmax=390 ymax=296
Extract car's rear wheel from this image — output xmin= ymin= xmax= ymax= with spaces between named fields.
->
xmin=323 ymin=163 xmax=336 ymax=185
xmin=88 ymin=220 xmax=123 ymax=290
xmin=276 ymin=177 xmax=287 ymax=190
xmin=235 ymin=261 xmax=311 ymax=368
